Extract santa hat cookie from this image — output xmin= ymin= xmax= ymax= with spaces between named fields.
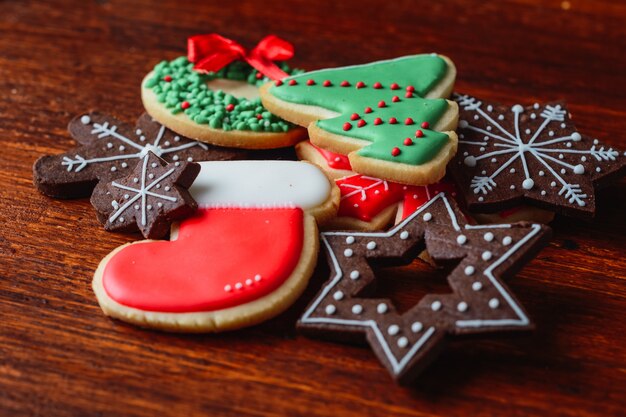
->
xmin=142 ymin=34 xmax=306 ymax=149
xmin=92 ymin=161 xmax=339 ymax=332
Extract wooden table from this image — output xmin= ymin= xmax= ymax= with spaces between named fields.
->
xmin=1 ymin=1 xmax=625 ymax=415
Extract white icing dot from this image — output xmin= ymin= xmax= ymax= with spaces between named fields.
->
xmin=560 ymin=168 xmax=566 ymax=174
xmin=123 ymin=193 xmax=129 ymax=199
xmin=235 ymin=282 xmax=243 ymax=290
xmin=596 ymin=167 xmax=601 ymax=173
xmin=119 ymin=145 xmax=125 ymax=151
xmin=118 ymin=217 xmax=124 ymax=223
xmin=245 ymin=279 xmax=253 ymax=286
xmin=525 ymin=129 xmax=531 ymax=135
xmin=164 ymin=141 xmax=171 ymax=147
xmin=174 ymin=136 xmax=180 ymax=142
xmin=541 ymin=190 xmax=547 ymax=196
xmin=106 ymin=143 xmax=113 ymax=149
xmin=352 ymin=304 xmax=363 ymax=314
xmin=173 ymin=155 xmax=179 ymax=161
xmin=459 ymin=120 xmax=468 ymax=128
xmin=157 ymin=202 xmax=163 ymax=207
xmin=566 ymin=142 xmax=572 ymax=148
xmin=484 ymin=232 xmax=494 ymax=242
xmin=456 ymin=235 xmax=467 ymax=245
xmin=559 ymin=154 xmax=564 ymax=159
xmin=423 ymin=213 xmax=432 ymax=222
xmin=502 ymin=236 xmax=513 ymax=246
xmin=561 ymin=123 xmax=566 ymax=128
xmin=533 ymin=103 xmax=540 ymax=109
xmin=133 ymin=177 xmax=138 ymax=183
xmin=344 ymin=249 xmax=353 ymax=257
xmin=224 ymin=285 xmax=232 ymax=292
xmin=530 ymin=113 xmax=536 ymax=119
xmin=571 ymin=132 xmax=582 ymax=141
xmin=110 ymin=166 xmax=116 ymax=172
xmin=377 ymin=303 xmax=388 ymax=314
xmin=465 ymin=266 xmax=476 ymax=276
xmin=165 ymin=186 xmax=171 ymax=191
xmin=539 ymin=171 xmax=545 ymax=176
xmin=80 ymin=115 xmax=91 ymax=124
xmin=482 ymin=251 xmax=493 ymax=261
xmin=512 ymin=104 xmax=524 ymax=113
xmin=486 ymin=126 xmax=492 ymax=131
xmin=489 ymin=298 xmax=500 ymax=309
xmin=366 ymin=241 xmax=377 ymax=250
xmin=156 ymin=184 xmax=161 ymax=189
xmin=397 ymin=337 xmax=409 ymax=348
xmin=549 ymin=131 xmax=555 ymax=137
xmin=510 ymin=168 xmax=516 ymax=174
xmin=522 ymin=178 xmax=534 ymax=190
xmin=134 ymin=204 xmax=139 ymax=210
xmin=431 ymin=300 xmax=442 ymax=311
xmin=510 ymin=185 xmax=516 ymax=190
xmin=135 ymin=129 xmax=142 ymax=135
xmin=400 ymin=231 xmax=409 ymax=240
xmin=140 ymin=136 xmax=146 ymax=142
xmin=333 ymin=291 xmax=344 ymax=301
xmin=187 ymin=157 xmax=193 ymax=162
xmin=464 ymin=156 xmax=477 ymax=167
xmin=481 ymin=170 xmax=487 ymax=175
xmin=550 ymin=181 xmax=557 ymax=187
xmin=491 ymin=158 xmax=497 ymax=163
xmin=487 ymin=105 xmax=493 ymax=112
xmin=147 ymin=204 xmax=152 ymax=210
xmin=350 ymin=270 xmax=360 ymax=280
xmin=472 ymin=281 xmax=483 ymax=291
xmin=480 ymin=147 xmax=486 ymax=152
xmin=388 ymin=325 xmax=400 ymax=335
xmin=593 ymin=139 xmax=599 ymax=145
xmin=457 ymin=302 xmax=468 ymax=312
xmin=498 ymin=115 xmax=504 ymax=120
xmin=325 ymin=305 xmax=336 ymax=315
xmin=345 ymin=236 xmax=355 ymax=244
xmin=463 ymin=151 xmax=469 ymax=156
xmin=148 ymin=173 xmax=154 ymax=179
xmin=474 ymin=115 xmax=480 ymax=120
xmin=478 ymin=196 xmax=484 ymax=202
xmin=255 ymin=274 xmax=262 ymax=282
xmin=411 ymin=322 xmax=423 ymax=333
xmin=151 ymin=162 xmax=157 ymax=168
xmin=121 ymin=162 xmax=128 ymax=168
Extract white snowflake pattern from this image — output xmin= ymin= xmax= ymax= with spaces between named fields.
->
xmin=338 ymin=175 xmax=390 ymax=201
xmin=455 ymin=94 xmax=620 ymax=207
xmin=61 ymin=115 xmax=208 ymax=173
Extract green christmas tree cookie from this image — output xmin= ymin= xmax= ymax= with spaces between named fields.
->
xmin=260 ymin=54 xmax=459 ymax=185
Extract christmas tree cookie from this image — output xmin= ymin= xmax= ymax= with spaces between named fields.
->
xmin=260 ymin=54 xmax=459 ymax=185
xmin=141 ymin=34 xmax=306 ymax=149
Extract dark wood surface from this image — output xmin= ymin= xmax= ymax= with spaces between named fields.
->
xmin=1 ymin=1 xmax=625 ymax=415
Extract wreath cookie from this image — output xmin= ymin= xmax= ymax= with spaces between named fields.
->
xmin=93 ymin=161 xmax=340 ymax=332
xmin=261 ymin=54 xmax=459 ymax=185
xmin=142 ymin=34 xmax=306 ymax=149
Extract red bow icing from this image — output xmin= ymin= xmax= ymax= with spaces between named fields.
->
xmin=187 ymin=34 xmax=293 ymax=81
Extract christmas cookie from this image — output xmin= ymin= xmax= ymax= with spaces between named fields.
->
xmin=450 ymin=94 xmax=626 ymax=217
xmin=93 ymin=161 xmax=340 ymax=332
xmin=295 ymin=140 xmax=354 ymax=180
xmin=299 ymin=192 xmax=551 ymax=384
xmin=260 ymin=54 xmax=459 ymax=185
xmin=91 ymin=152 xmax=200 ymax=239
xmin=33 ymin=112 xmax=248 ymax=199
xmin=141 ymin=34 xmax=306 ymax=149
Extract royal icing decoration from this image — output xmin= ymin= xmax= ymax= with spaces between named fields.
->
xmin=336 ymin=175 xmax=405 ymax=222
xmin=270 ymin=55 xmax=453 ymax=165
xmin=299 ymin=193 xmax=550 ymax=383
xmin=451 ymin=94 xmax=625 ymax=216
xmin=91 ymin=152 xmax=199 ymax=239
xmin=310 ymin=142 xmax=352 ymax=171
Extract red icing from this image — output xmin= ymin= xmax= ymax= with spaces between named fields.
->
xmin=225 ymin=104 xmax=235 ymax=112
xmin=323 ymin=80 xmax=332 ymax=87
xmin=341 ymin=80 xmax=351 ymax=87
xmin=350 ymin=113 xmax=360 ymax=120
xmin=392 ymin=95 xmax=400 ymax=102
xmin=163 ymin=75 xmax=172 ymax=82
xmin=400 ymin=181 xmax=458 ymax=221
xmin=309 ymin=142 xmax=352 ymax=170
xmin=356 ymin=81 xmax=366 ymax=89
xmin=373 ymin=82 xmax=383 ymax=89
xmin=307 ymin=79 xmax=315 ymax=85
xmin=390 ymin=83 xmax=400 ymax=90
xmin=378 ymin=100 xmax=386 ymax=108
xmin=498 ymin=206 xmax=523 ymax=218
xmin=364 ymin=107 xmax=373 ymax=114
xmin=337 ymin=175 xmax=406 ymax=222
xmin=275 ymin=80 xmax=283 ymax=86
xmin=389 ymin=117 xmax=398 ymax=124
xmin=374 ymin=117 xmax=383 ymax=125
xmin=421 ymin=121 xmax=430 ymax=129
xmin=343 ymin=122 xmax=352 ymax=131
xmin=415 ymin=129 xmax=424 ymax=138
xmin=405 ymin=118 xmax=414 ymax=125
xmin=357 ymin=120 xmax=367 ymax=128
xmin=289 ymin=79 xmax=298 ymax=86
xmin=102 ymin=208 xmax=304 ymax=312
xmin=405 ymin=92 xmax=413 ymax=98
xmin=404 ymin=138 xmax=413 ymax=146
xmin=181 ymin=101 xmax=190 ymax=110
xmin=391 ymin=147 xmax=401 ymax=157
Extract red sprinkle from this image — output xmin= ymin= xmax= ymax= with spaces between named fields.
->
xmin=364 ymin=107 xmax=373 ymax=114
xmin=256 ymin=114 xmax=263 ymax=120
xmin=404 ymin=118 xmax=414 ymax=125
xmin=373 ymin=82 xmax=383 ymax=89
xmin=390 ymin=83 xmax=400 ymax=90
xmin=163 ymin=75 xmax=172 ymax=82
xmin=343 ymin=122 xmax=352 ymax=131
xmin=289 ymin=79 xmax=298 ymax=86
xmin=181 ymin=101 xmax=190 ymax=110
xmin=357 ymin=119 xmax=367 ymax=127
xmin=421 ymin=121 xmax=430 ymax=129
xmin=374 ymin=117 xmax=383 ymax=125
xmin=406 ymin=85 xmax=415 ymax=92
xmin=391 ymin=147 xmax=401 ymax=157
xmin=350 ymin=113 xmax=360 ymax=121
xmin=389 ymin=117 xmax=398 ymax=124
xmin=378 ymin=100 xmax=386 ymax=108
xmin=415 ymin=130 xmax=424 ymax=138
xmin=356 ymin=81 xmax=366 ymax=89
xmin=340 ymin=80 xmax=350 ymax=87
xmin=392 ymin=96 xmax=400 ymax=102
xmin=405 ymin=92 xmax=413 ymax=98
xmin=307 ymin=79 xmax=316 ymax=86
xmin=225 ymin=104 xmax=235 ymax=112
xmin=404 ymin=138 xmax=414 ymax=146
xmin=275 ymin=80 xmax=283 ymax=86
xmin=323 ymin=80 xmax=332 ymax=87
xmin=255 ymin=72 xmax=263 ymax=79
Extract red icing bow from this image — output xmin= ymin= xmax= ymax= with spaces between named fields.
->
xmin=187 ymin=34 xmax=293 ymax=81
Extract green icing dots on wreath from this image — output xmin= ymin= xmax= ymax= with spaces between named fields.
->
xmin=144 ymin=57 xmax=303 ymax=132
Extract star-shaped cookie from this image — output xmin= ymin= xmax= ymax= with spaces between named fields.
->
xmin=298 ymin=192 xmax=550 ymax=384
xmin=448 ymin=94 xmax=625 ymax=217
xmin=33 ymin=112 xmax=248 ymax=199
xmin=90 ymin=152 xmax=200 ymax=239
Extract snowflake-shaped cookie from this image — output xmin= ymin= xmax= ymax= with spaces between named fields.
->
xmin=449 ymin=94 xmax=625 ymax=217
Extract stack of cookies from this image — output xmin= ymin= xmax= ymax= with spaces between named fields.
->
xmin=32 ymin=34 xmax=625 ymax=384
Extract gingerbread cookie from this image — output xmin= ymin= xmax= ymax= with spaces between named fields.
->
xmin=450 ymin=94 xmax=625 ymax=217
xmin=142 ymin=34 xmax=306 ymax=149
xmin=93 ymin=161 xmax=340 ymax=332
xmin=33 ymin=112 xmax=248 ymax=199
xmin=299 ymin=192 xmax=551 ymax=384
xmin=260 ymin=54 xmax=459 ymax=185
xmin=91 ymin=152 xmax=200 ymax=239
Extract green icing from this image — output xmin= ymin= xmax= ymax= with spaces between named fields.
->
xmin=144 ymin=56 xmax=303 ymax=132
xmin=269 ymin=55 xmax=451 ymax=164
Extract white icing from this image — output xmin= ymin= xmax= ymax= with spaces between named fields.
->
xmin=325 ymin=305 xmax=336 ymax=315
xmin=456 ymin=234 xmax=467 ymax=245
xmin=502 ymin=236 xmax=513 ymax=246
xmin=423 ymin=213 xmax=432 ymax=221
xmin=482 ymin=251 xmax=493 ymax=261
xmin=457 ymin=302 xmax=468 ymax=312
xmin=189 ymin=161 xmax=331 ymax=209
xmin=346 ymin=236 xmax=355 ymax=244
xmin=333 ymin=291 xmax=344 ymax=301
xmin=483 ymin=232 xmax=494 ymax=242
xmin=344 ymin=249 xmax=353 ymax=257
xmin=397 ymin=337 xmax=409 ymax=348
xmin=464 ymin=266 xmax=475 ymax=276
xmin=489 ymin=298 xmax=500 ymax=309
xmin=431 ymin=301 xmax=442 ymax=311
xmin=377 ymin=303 xmax=388 ymax=314
xmin=366 ymin=241 xmax=377 ymax=250
xmin=411 ymin=322 xmax=423 ymax=333
xmin=350 ymin=270 xmax=360 ymax=280
xmin=388 ymin=325 xmax=399 ymax=336
xmin=400 ymin=231 xmax=409 ymax=240
xmin=472 ymin=282 xmax=482 ymax=291
xmin=352 ymin=304 xmax=363 ymax=314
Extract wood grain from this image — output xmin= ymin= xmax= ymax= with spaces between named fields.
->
xmin=1 ymin=0 xmax=624 ymax=416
